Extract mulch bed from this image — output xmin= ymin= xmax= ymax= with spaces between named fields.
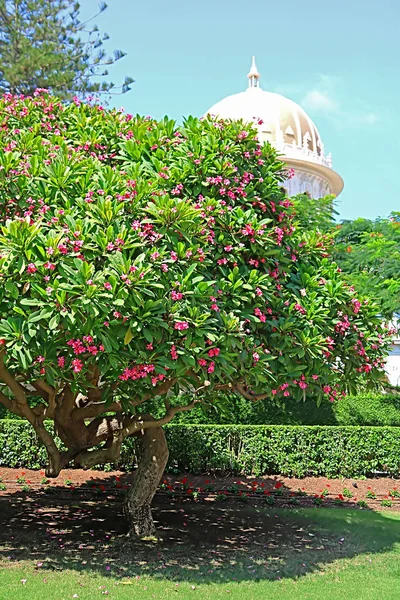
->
xmin=0 ymin=467 xmax=399 ymax=509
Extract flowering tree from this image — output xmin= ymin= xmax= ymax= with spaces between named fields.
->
xmin=0 ymin=91 xmax=391 ymax=535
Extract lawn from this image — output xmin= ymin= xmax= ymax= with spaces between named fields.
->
xmin=0 ymin=501 xmax=399 ymax=600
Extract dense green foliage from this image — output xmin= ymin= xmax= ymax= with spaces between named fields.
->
xmin=2 ymin=419 xmax=400 ymax=477
xmin=2 ymin=392 xmax=400 ymax=426
xmin=0 ymin=0 xmax=133 ymax=98
xmin=333 ymin=214 xmax=400 ymax=319
xmin=167 ymin=392 xmax=400 ymax=426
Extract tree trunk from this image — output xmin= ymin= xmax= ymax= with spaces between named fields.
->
xmin=124 ymin=425 xmax=169 ymax=537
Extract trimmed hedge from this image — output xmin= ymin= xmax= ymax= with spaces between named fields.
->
xmin=1 ymin=420 xmax=400 ymax=478
xmin=170 ymin=393 xmax=400 ymax=427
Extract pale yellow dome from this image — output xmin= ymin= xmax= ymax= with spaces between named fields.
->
xmin=207 ymin=87 xmax=323 ymax=155
xmin=205 ymin=57 xmax=344 ymax=198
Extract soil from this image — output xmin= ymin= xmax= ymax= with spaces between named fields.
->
xmin=0 ymin=467 xmax=398 ymax=507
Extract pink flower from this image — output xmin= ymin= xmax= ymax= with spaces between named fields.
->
xmin=351 ymin=298 xmax=361 ymax=314
xmin=104 ymin=282 xmax=112 ymax=291
xmin=27 ymin=263 xmax=37 ymax=274
xmin=170 ymin=345 xmax=178 ymax=360
xmin=207 ymin=361 xmax=215 ymax=373
xmin=198 ymin=358 xmax=207 ymax=367
xmin=170 ymin=251 xmax=178 ymax=261
xmin=171 ymin=291 xmax=183 ymax=300
xmin=151 ymin=251 xmax=160 ymax=260
xmin=58 ymin=356 xmax=65 ymax=368
xmin=255 ymin=288 xmax=262 ymax=297
xmin=208 ymin=347 xmax=220 ymax=358
xmin=294 ymin=304 xmax=306 ymax=315
xmin=174 ymin=321 xmax=189 ymax=331
xmin=71 ymin=359 xmax=83 ymax=373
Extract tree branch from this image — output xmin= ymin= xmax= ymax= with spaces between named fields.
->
xmin=235 ymin=382 xmax=270 ymax=401
xmin=0 ymin=351 xmax=30 ymax=407
xmin=0 ymin=389 xmax=20 ymax=414
xmin=71 ymin=377 xmax=178 ymax=421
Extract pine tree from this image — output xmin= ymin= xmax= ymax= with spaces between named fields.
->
xmin=0 ymin=0 xmax=133 ymax=99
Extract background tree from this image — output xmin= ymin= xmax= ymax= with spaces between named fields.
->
xmin=332 ymin=214 xmax=400 ymax=319
xmin=291 ymin=193 xmax=337 ymax=233
xmin=0 ymin=0 xmax=133 ymax=99
xmin=0 ymin=91 xmax=391 ymax=535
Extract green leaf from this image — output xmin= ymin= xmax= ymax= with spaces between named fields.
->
xmin=143 ymin=329 xmax=153 ymax=343
xmin=5 ymin=282 xmax=18 ymax=299
xmin=124 ymin=327 xmax=134 ymax=345
xmin=48 ymin=315 xmax=59 ymax=330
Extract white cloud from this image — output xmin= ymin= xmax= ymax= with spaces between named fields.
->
xmin=302 ymin=89 xmax=338 ymax=112
xmin=357 ymin=112 xmax=379 ymax=125
xmin=276 ymin=74 xmax=381 ymax=128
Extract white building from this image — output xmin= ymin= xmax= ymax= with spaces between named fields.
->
xmin=205 ymin=57 xmax=399 ymax=386
xmin=385 ymin=317 xmax=400 ymax=386
xmin=206 ymin=57 xmax=344 ymax=199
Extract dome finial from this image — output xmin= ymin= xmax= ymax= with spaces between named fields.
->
xmin=247 ymin=56 xmax=260 ymax=89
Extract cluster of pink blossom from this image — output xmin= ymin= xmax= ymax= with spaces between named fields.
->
xmin=119 ymin=363 xmax=156 ymax=381
xmin=171 ymin=183 xmax=183 ymax=196
xmin=66 ymin=336 xmax=104 ymax=356
xmin=351 ymin=298 xmax=361 ymax=314
xmin=254 ymin=307 xmax=267 ymax=322
xmin=207 ymin=347 xmax=220 ymax=358
xmin=171 ymin=290 xmax=183 ymax=300
xmin=335 ymin=314 xmax=351 ymax=334
xmin=131 ymin=220 xmax=162 ymax=244
xmin=174 ymin=321 xmax=189 ymax=331
xmin=106 ymin=238 xmax=125 ymax=252
xmin=293 ymin=304 xmax=306 ymax=315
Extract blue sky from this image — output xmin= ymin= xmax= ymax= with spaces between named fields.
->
xmin=81 ymin=0 xmax=399 ymax=221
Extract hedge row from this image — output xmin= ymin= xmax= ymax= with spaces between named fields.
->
xmin=1 ymin=420 xmax=400 ymax=478
xmin=170 ymin=393 xmax=400 ymax=426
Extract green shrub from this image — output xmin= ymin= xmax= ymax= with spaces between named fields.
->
xmin=161 ymin=392 xmax=400 ymax=427
xmin=333 ymin=393 xmax=400 ymax=426
xmin=1 ymin=420 xmax=400 ymax=478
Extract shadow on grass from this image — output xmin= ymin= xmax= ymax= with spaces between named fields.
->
xmin=0 ymin=474 xmax=399 ymax=584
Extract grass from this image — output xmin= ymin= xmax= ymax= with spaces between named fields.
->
xmin=0 ymin=506 xmax=400 ymax=599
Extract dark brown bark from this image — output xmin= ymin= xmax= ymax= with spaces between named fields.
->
xmin=124 ymin=425 xmax=169 ymax=537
